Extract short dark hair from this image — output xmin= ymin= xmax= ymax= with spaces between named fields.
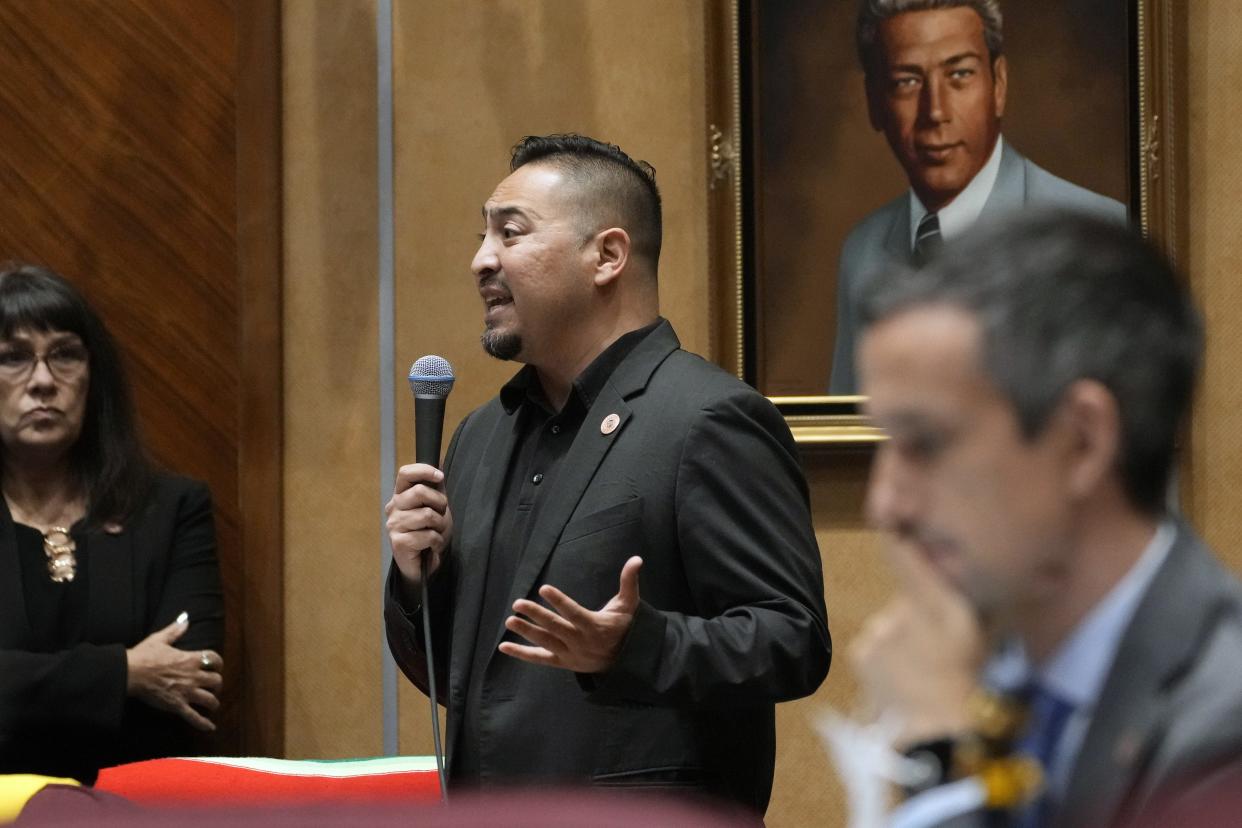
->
xmin=510 ymin=133 xmax=663 ymax=269
xmin=858 ymin=211 xmax=1202 ymax=515
xmin=857 ymin=0 xmax=1004 ymax=78
xmin=0 ymin=263 xmax=152 ymax=528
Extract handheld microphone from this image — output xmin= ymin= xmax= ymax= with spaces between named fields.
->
xmin=408 ymin=355 xmax=455 ymax=468
xmin=406 ymin=354 xmax=454 ymax=802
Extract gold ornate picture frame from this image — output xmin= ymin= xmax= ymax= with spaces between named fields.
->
xmin=706 ymin=0 xmax=1184 ymax=446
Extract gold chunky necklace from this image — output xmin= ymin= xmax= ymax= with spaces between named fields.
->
xmin=41 ymin=526 xmax=76 ymax=583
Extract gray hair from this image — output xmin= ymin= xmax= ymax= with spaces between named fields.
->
xmin=858 ymin=210 xmax=1202 ymax=516
xmin=857 ymin=0 xmax=1004 ymax=77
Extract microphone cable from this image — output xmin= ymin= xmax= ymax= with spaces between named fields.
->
xmin=421 ymin=556 xmax=447 ymax=801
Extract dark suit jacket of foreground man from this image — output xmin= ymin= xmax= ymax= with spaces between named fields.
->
xmin=385 ymin=320 xmax=831 ymax=813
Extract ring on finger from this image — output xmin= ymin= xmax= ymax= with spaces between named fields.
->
xmin=200 ymin=651 xmax=212 ymax=670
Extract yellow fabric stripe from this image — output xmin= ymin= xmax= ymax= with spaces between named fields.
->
xmin=0 ymin=774 xmax=80 ymax=823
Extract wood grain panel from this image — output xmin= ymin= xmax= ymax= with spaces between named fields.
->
xmin=237 ymin=0 xmax=286 ymax=757
xmin=0 ymin=0 xmax=283 ymax=756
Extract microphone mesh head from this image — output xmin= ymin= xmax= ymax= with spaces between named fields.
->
xmin=408 ymin=355 xmax=455 ymax=399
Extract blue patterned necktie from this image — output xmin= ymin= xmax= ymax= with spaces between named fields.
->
xmin=914 ymin=211 xmax=943 ymax=265
xmin=1014 ymin=683 xmax=1076 ymax=828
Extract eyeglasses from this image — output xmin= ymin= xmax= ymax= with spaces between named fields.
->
xmin=0 ymin=343 xmax=89 ymax=382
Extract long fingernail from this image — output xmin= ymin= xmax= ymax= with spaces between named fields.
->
xmin=176 ymin=611 xmax=189 ymax=625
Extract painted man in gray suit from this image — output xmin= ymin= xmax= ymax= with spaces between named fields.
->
xmin=850 ymin=211 xmax=1242 ymax=827
xmin=829 ymin=0 xmax=1125 ymax=393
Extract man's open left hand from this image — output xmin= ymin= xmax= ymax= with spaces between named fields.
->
xmin=499 ymin=556 xmax=643 ymax=674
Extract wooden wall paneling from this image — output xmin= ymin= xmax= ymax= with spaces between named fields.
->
xmin=236 ymin=0 xmax=285 ymax=757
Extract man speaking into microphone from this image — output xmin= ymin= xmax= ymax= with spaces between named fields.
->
xmin=383 ymin=134 xmax=830 ymax=814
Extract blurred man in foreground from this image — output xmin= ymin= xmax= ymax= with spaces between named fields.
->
xmin=384 ymin=134 xmax=830 ymax=814
xmin=851 ymin=211 xmax=1242 ymax=826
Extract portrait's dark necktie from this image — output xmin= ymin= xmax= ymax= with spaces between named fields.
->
xmin=1014 ymin=683 xmax=1077 ymax=828
xmin=914 ymin=211 xmax=943 ymax=265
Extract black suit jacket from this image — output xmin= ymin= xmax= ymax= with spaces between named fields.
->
xmin=0 ymin=474 xmax=224 ymax=783
xmin=386 ymin=320 xmax=831 ymax=813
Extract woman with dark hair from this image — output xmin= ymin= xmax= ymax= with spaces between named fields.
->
xmin=0 ymin=263 xmax=224 ymax=784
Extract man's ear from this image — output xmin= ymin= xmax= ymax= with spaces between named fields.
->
xmin=592 ymin=227 xmax=631 ymax=287
xmin=1057 ymin=379 xmax=1121 ymax=501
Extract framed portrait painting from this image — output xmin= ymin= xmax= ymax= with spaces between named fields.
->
xmin=706 ymin=0 xmax=1184 ymax=445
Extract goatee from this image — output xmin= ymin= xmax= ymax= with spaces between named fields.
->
xmin=482 ymin=328 xmax=522 ymax=361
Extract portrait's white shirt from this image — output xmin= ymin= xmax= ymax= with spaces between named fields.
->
xmin=908 ymin=135 xmax=1005 ymax=250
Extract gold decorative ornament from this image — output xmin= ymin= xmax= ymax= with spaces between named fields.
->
xmin=708 ymin=123 xmax=738 ymax=189
xmin=1142 ymin=115 xmax=1161 ymax=182
xmin=42 ymin=526 xmax=76 ymax=583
